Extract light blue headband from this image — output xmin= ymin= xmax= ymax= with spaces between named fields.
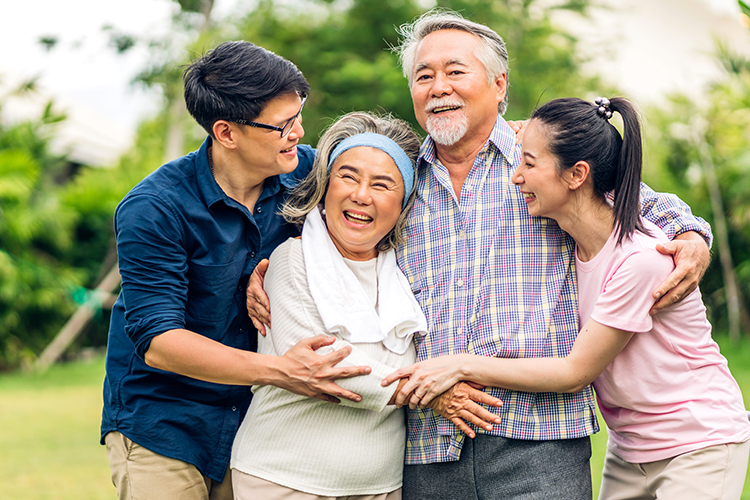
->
xmin=327 ymin=132 xmax=415 ymax=209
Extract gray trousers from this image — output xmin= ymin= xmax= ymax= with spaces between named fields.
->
xmin=403 ymin=434 xmax=592 ymax=500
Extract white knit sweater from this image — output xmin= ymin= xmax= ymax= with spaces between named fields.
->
xmin=230 ymin=238 xmax=416 ymax=496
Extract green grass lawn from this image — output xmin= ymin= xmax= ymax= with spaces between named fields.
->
xmin=1 ymin=335 xmax=749 ymax=499
xmin=0 ymin=354 xmax=114 ymax=500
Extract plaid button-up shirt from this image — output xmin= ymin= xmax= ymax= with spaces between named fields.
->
xmin=396 ymin=116 xmax=712 ymax=464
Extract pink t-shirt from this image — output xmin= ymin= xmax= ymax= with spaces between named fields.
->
xmin=576 ymin=219 xmax=750 ymax=463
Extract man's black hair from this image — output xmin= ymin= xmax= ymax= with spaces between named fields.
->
xmin=183 ymin=40 xmax=310 ymax=136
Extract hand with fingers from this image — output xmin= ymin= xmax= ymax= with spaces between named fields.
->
xmin=247 ymin=259 xmax=272 ymax=335
xmin=650 ymin=231 xmax=711 ymax=313
xmin=425 ymin=382 xmax=502 ymax=438
xmin=382 ymin=354 xmax=471 ymax=408
xmin=275 ymin=335 xmax=371 ymax=404
xmin=506 ymin=119 xmax=528 ymax=145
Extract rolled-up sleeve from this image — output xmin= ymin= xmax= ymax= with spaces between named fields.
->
xmin=115 ymin=194 xmax=188 ymax=359
xmin=638 ymin=182 xmax=713 ymax=247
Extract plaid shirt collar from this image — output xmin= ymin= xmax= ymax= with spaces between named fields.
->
xmin=417 ymin=114 xmax=519 ymax=174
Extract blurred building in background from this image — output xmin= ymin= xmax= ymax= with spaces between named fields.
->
xmin=557 ymin=0 xmax=750 ymax=105
xmin=0 ymin=76 xmax=134 ymax=169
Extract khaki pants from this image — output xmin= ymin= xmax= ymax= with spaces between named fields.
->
xmin=598 ymin=440 xmax=750 ymax=500
xmin=105 ymin=431 xmax=233 ymax=500
xmin=231 ymin=469 xmax=401 ymax=500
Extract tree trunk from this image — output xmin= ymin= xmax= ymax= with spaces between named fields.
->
xmin=33 ymin=264 xmax=121 ymax=372
xmin=696 ymin=135 xmax=748 ymax=341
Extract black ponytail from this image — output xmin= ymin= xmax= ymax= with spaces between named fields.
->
xmin=530 ymin=96 xmax=646 ymax=244
xmin=608 ymin=98 xmax=645 ymax=244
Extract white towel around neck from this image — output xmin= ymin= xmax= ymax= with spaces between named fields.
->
xmin=301 ymin=206 xmax=427 ymax=354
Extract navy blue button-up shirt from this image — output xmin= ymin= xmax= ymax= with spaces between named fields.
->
xmin=101 ymin=137 xmax=314 ymax=482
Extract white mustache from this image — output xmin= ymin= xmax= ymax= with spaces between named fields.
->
xmin=425 ymin=97 xmax=464 ymax=113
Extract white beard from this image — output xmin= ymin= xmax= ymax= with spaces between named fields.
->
xmin=425 ymin=109 xmax=469 ymax=146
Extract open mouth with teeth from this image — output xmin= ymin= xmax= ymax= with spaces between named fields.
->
xmin=343 ymin=211 xmax=373 ymax=225
xmin=522 ymin=192 xmax=536 ymax=202
xmin=430 ymin=105 xmax=461 ymax=115
xmin=280 ymin=145 xmax=296 ymax=153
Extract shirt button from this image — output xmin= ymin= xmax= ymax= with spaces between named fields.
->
xmin=459 ymin=229 xmax=465 ymax=238
xmin=256 ymin=206 xmax=262 ymax=213
xmin=231 ymin=406 xmax=237 ymax=412
xmin=250 ymin=252 xmax=256 ymax=259
xmin=239 ymin=328 xmax=245 ymax=333
xmin=456 ymin=279 xmax=464 ymax=287
xmin=457 ymin=327 xmax=463 ymax=335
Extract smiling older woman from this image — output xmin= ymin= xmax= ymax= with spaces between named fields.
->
xmin=229 ymin=112 xmax=501 ymax=500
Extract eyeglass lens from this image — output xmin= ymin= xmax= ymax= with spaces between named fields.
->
xmin=281 ymin=97 xmax=306 ymax=137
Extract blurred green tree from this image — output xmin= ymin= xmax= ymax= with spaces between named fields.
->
xmin=643 ymin=38 xmax=750 ymax=340
xmin=0 ymin=81 xmax=82 ymax=369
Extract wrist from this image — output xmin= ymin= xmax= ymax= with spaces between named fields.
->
xmin=674 ymin=229 xmax=709 ymax=247
xmin=456 ymin=353 xmax=473 ymax=381
xmin=252 ymin=352 xmax=288 ymax=388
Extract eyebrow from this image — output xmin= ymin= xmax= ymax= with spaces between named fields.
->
xmin=413 ymin=58 xmax=469 ymax=75
xmin=522 ymin=151 xmax=537 ymax=160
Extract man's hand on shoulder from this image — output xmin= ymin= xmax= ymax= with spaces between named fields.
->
xmin=651 ymin=231 xmax=711 ymax=313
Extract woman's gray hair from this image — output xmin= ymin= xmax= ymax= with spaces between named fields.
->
xmin=281 ymin=111 xmax=422 ymax=252
xmin=395 ymin=9 xmax=510 ymax=116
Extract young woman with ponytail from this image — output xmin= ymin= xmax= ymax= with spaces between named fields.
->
xmin=387 ymin=97 xmax=750 ymax=499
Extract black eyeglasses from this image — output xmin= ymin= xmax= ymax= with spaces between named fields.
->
xmin=234 ymin=95 xmax=307 ymax=138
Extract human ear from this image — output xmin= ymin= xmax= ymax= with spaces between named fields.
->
xmin=212 ymin=120 xmax=238 ymax=150
xmin=567 ymin=161 xmax=590 ymax=190
xmin=495 ymin=73 xmax=508 ymax=103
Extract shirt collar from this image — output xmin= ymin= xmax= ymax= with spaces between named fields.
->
xmin=418 ymin=114 xmax=519 ymax=170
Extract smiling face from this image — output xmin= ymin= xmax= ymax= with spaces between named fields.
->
xmin=511 ymin=119 xmax=573 ymax=220
xmin=324 ymin=146 xmax=405 ymax=261
xmin=410 ymin=29 xmax=506 ymax=147
xmin=234 ymin=92 xmax=305 ymax=177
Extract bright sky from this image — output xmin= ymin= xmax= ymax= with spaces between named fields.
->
xmin=0 ymin=0 xmax=245 ymax=163
xmin=0 ymin=0 xmax=180 ymax=133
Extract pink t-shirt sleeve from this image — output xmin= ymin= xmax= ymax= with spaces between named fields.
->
xmin=591 ymin=249 xmax=674 ymax=333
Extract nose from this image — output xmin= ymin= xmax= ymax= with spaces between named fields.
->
xmin=431 ymin=72 xmax=452 ymax=97
xmin=350 ymin=181 xmax=372 ymax=205
xmin=511 ymin=166 xmax=523 ymax=185
xmin=288 ymin=115 xmax=304 ymax=139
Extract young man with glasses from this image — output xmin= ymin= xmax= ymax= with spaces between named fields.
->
xmin=101 ymin=41 xmax=370 ymax=500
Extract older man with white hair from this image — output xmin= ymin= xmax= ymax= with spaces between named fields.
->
xmin=384 ymin=9 xmax=713 ymax=500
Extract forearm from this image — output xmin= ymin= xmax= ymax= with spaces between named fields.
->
xmin=464 ymin=355 xmax=593 ymax=394
xmin=387 ymin=352 xmax=594 ymax=405
xmin=145 ymin=328 xmax=284 ymax=386
xmin=463 ymin=320 xmax=632 ymax=394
